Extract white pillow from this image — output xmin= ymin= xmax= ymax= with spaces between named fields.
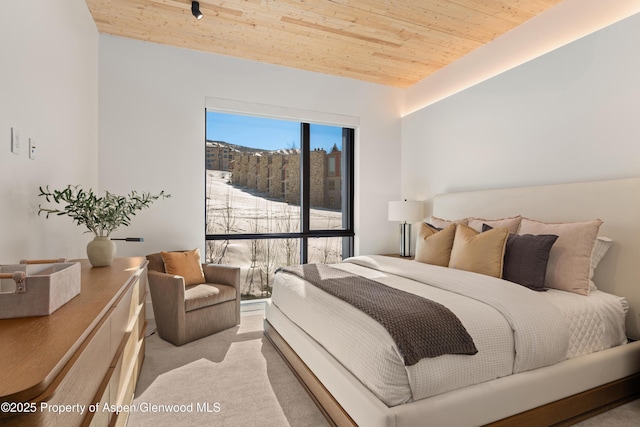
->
xmin=589 ymin=236 xmax=613 ymax=291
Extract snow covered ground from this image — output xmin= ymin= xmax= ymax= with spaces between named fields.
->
xmin=205 ymin=170 xmax=343 ymax=298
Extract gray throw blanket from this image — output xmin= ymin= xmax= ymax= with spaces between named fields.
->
xmin=279 ymin=264 xmax=478 ymax=366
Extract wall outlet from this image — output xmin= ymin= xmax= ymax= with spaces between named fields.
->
xmin=11 ymin=127 xmax=20 ymax=154
xmin=29 ymin=138 xmax=36 ymax=160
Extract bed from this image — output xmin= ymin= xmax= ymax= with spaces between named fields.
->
xmin=264 ymin=177 xmax=640 ymax=427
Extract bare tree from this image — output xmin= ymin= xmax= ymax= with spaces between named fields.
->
xmin=318 ymin=218 xmax=341 ymax=264
xmin=318 ymin=237 xmax=341 ymax=264
xmin=258 ymin=203 xmax=278 ymax=298
xmin=278 ymin=204 xmax=300 ymax=266
xmin=206 ymin=181 xmax=237 ymax=264
xmin=244 ymin=199 xmax=263 ymax=297
xmin=217 ymin=187 xmax=238 ymax=234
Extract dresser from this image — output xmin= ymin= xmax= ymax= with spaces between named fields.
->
xmin=0 ymin=257 xmax=148 ymax=427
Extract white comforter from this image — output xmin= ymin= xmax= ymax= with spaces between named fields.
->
xmin=270 ymin=255 xmax=627 ymax=407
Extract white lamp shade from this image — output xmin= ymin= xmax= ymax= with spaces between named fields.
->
xmin=388 ymin=200 xmax=424 ymax=222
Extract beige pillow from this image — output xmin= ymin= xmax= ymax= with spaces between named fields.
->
xmin=449 ymin=224 xmax=509 ymax=278
xmin=430 ymin=216 xmax=468 ymax=228
xmin=518 ymin=218 xmax=603 ymax=295
xmin=161 ymin=249 xmax=206 ymax=286
xmin=415 ymin=223 xmax=457 ymax=267
xmin=467 ymin=215 xmax=522 ymax=234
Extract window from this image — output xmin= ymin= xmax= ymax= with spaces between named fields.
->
xmin=205 ymin=111 xmax=355 ymax=300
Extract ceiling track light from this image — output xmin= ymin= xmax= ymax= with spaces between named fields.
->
xmin=191 ymin=1 xmax=203 ymax=20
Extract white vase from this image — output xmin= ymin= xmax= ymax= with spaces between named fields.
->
xmin=86 ymin=236 xmax=116 ymax=267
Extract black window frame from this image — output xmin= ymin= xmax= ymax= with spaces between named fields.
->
xmin=205 ymin=118 xmax=355 ymax=264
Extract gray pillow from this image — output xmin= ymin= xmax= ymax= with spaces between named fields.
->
xmin=483 ymin=224 xmax=558 ymax=291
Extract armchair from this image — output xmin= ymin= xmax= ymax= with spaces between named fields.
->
xmin=146 ymin=251 xmax=241 ymax=346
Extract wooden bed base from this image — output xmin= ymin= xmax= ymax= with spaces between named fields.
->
xmin=264 ymin=320 xmax=355 ymax=427
xmin=264 ymin=320 xmax=640 ymax=427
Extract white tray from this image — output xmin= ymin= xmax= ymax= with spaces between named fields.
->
xmin=0 ymin=261 xmax=81 ymax=319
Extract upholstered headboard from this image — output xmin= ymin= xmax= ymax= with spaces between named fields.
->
xmin=432 ymin=177 xmax=640 ymax=339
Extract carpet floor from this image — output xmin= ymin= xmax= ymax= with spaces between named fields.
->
xmin=129 ymin=314 xmax=639 ymax=427
xmin=129 ymin=314 xmax=328 ymax=427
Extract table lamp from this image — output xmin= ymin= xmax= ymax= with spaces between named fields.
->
xmin=388 ymin=200 xmax=424 ymax=257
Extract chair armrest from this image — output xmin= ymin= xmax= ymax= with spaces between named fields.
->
xmin=148 ymin=270 xmax=186 ymax=294
xmin=202 ymin=264 xmax=240 ymax=290
xmin=147 ymin=270 xmax=186 ymax=313
xmin=147 ymin=270 xmax=189 ymax=345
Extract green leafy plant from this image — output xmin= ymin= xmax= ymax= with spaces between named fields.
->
xmin=38 ymin=185 xmax=170 ymax=237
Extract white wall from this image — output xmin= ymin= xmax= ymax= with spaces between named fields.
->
xmin=0 ymin=0 xmax=98 ymax=262
xmin=98 ymin=36 xmax=404 ymax=258
xmin=401 ymin=11 xmax=640 ymax=216
xmin=405 ymin=0 xmax=640 ymax=116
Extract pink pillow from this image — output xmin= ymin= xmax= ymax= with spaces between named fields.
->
xmin=518 ymin=218 xmax=603 ymax=295
xmin=467 ymin=215 xmax=522 ymax=234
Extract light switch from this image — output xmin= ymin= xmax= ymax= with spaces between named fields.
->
xmin=11 ymin=127 xmax=20 ymax=154
xmin=29 ymin=138 xmax=36 ymax=160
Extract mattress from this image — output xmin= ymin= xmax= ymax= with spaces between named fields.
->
xmin=270 ymin=255 xmax=628 ymax=407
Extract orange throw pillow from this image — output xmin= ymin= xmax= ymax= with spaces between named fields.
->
xmin=161 ymin=249 xmax=206 ymax=286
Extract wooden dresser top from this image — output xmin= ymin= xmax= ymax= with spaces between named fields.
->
xmin=0 ymin=257 xmax=147 ymax=402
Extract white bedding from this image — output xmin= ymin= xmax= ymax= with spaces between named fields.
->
xmin=270 ymin=255 xmax=628 ymax=407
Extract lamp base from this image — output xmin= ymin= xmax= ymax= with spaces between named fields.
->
xmin=399 ymin=222 xmax=412 ymax=257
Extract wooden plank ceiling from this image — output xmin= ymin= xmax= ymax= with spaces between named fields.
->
xmin=85 ymin=0 xmax=564 ymax=88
